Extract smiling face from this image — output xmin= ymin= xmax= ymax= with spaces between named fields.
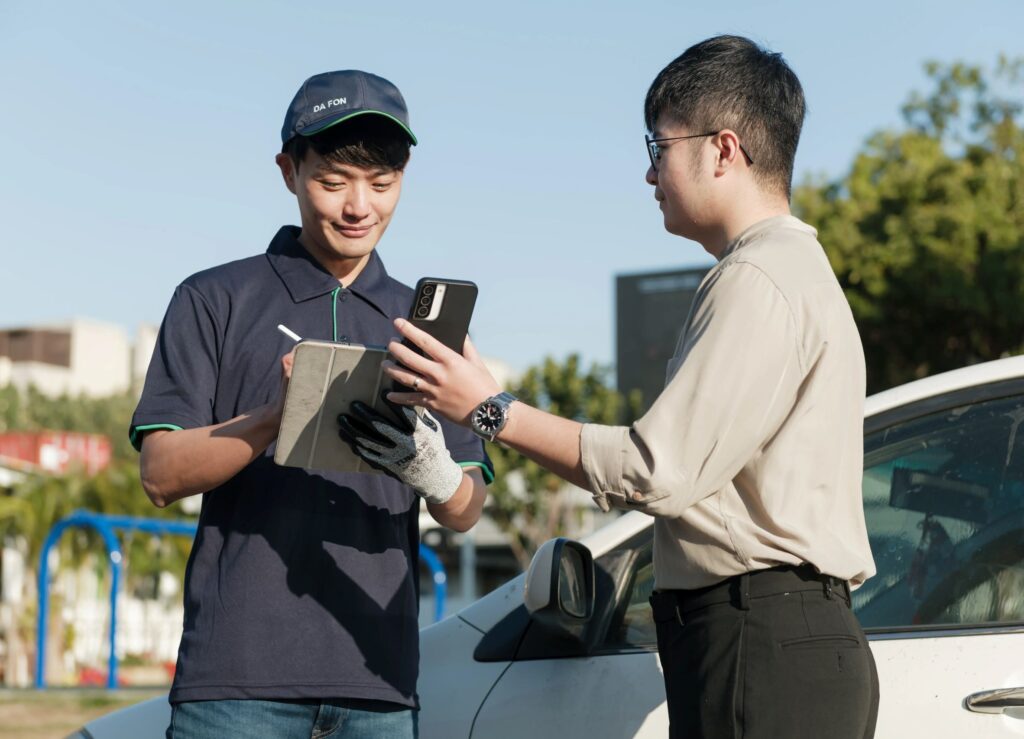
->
xmin=277 ymin=147 xmax=403 ymax=268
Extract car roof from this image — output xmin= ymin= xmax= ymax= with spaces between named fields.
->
xmin=865 ymin=354 xmax=1024 ymax=417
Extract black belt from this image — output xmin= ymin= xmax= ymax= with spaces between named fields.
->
xmin=651 ymin=564 xmax=851 ymax=623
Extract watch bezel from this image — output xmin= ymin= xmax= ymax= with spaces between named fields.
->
xmin=471 ymin=392 xmax=516 ymax=442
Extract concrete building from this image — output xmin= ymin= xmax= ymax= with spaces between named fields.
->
xmin=0 ymin=319 xmax=157 ymax=398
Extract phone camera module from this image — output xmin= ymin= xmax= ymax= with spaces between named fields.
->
xmin=422 ymin=284 xmax=436 ymax=296
xmin=415 ymin=305 xmax=430 ymax=318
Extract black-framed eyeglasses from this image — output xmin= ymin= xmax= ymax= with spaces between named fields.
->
xmin=645 ymin=131 xmax=755 ymax=170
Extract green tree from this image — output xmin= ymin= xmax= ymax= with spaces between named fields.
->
xmin=793 ymin=56 xmax=1024 ymax=393
xmin=485 ymin=354 xmax=641 ymax=570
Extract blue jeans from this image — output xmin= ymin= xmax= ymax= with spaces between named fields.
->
xmin=167 ymin=698 xmax=418 ymax=739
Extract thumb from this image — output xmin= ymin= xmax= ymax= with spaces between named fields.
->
xmin=401 ymin=404 xmax=423 ymax=429
xmin=281 ymin=349 xmax=296 ymax=379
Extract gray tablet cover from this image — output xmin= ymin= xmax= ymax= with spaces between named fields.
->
xmin=274 ymin=340 xmax=391 ymax=474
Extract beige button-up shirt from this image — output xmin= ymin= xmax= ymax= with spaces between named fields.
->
xmin=581 ymin=215 xmax=876 ymax=590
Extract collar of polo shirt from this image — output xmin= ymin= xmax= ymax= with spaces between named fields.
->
xmin=265 ymin=226 xmax=405 ymax=318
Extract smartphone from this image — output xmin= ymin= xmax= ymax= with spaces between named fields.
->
xmin=405 ymin=277 xmax=478 ymax=355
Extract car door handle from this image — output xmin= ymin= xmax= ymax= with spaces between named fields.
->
xmin=965 ymin=687 xmax=1024 ymax=715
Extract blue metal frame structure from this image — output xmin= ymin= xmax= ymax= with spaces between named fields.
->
xmin=35 ymin=510 xmax=447 ymax=689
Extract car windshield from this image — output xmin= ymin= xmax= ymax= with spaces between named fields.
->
xmin=855 ymin=392 xmax=1024 ymax=629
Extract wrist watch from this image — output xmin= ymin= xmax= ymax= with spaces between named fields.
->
xmin=471 ymin=392 xmax=517 ymax=442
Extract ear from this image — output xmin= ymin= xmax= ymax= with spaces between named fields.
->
xmin=275 ymin=152 xmax=298 ymax=195
xmin=711 ymin=130 xmax=743 ymax=176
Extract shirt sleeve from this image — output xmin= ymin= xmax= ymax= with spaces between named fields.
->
xmin=580 ymin=261 xmax=805 ymax=517
xmin=437 ymin=415 xmax=495 ymax=484
xmin=129 ymin=283 xmax=222 ymax=451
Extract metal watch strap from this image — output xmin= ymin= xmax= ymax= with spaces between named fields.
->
xmin=487 ymin=391 xmax=517 ymax=442
xmin=492 ymin=391 xmax=517 ymax=406
xmin=474 ymin=392 xmax=517 ymax=442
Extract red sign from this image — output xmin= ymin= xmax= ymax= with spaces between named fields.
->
xmin=0 ymin=431 xmax=112 ymax=475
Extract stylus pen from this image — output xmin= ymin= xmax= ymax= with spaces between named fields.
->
xmin=277 ymin=324 xmax=302 ymax=342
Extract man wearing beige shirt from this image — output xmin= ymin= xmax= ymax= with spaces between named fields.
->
xmin=342 ymin=35 xmax=879 ymax=739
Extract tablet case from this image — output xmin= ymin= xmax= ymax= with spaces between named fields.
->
xmin=274 ymin=340 xmax=393 ymax=474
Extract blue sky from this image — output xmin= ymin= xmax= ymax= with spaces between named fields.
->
xmin=1 ymin=0 xmax=1020 ymax=372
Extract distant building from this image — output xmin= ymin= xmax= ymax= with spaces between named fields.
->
xmin=0 ymin=319 xmax=157 ymax=398
xmin=616 ymin=266 xmax=711 ymax=412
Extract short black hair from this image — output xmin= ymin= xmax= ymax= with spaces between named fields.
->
xmin=282 ymin=115 xmax=412 ymax=172
xmin=644 ymin=35 xmax=805 ymax=198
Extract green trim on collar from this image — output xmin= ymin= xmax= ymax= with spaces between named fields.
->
xmin=130 ymin=423 xmax=185 ymax=452
xmin=459 ymin=461 xmax=495 ymax=485
xmin=331 ymin=286 xmax=341 ymax=342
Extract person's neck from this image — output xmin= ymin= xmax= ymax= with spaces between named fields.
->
xmin=297 ymin=231 xmax=372 ymax=287
xmin=701 ymin=194 xmax=792 ymax=260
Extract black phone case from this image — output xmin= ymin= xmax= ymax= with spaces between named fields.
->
xmin=406 ymin=277 xmax=478 ymax=354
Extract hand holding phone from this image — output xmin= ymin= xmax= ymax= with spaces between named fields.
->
xmin=391 ymin=278 xmax=477 ymax=393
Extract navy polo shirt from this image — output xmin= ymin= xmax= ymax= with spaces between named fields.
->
xmin=131 ymin=226 xmax=492 ymax=707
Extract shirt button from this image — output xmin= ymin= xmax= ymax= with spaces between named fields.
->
xmin=338 ymin=291 xmax=349 ymax=302
xmin=340 ymin=335 xmax=350 ymax=343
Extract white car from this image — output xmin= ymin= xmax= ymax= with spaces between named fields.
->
xmin=77 ymin=357 xmax=1024 ymax=738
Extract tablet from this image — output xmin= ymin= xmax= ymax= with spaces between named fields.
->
xmin=274 ymin=340 xmax=391 ymax=474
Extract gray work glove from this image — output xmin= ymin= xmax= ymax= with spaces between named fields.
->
xmin=338 ymin=401 xmax=463 ymax=505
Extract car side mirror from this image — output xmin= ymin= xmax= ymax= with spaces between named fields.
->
xmin=524 ymin=538 xmax=595 ymax=641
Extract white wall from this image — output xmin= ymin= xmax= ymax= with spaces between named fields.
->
xmin=1 ymin=319 xmax=160 ymax=399
xmin=67 ymin=319 xmax=132 ymax=397
xmin=131 ymin=323 xmax=159 ymax=394
xmin=6 ymin=361 xmax=75 ymax=397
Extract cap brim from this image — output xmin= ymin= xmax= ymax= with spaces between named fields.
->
xmin=300 ymin=109 xmax=417 ymax=145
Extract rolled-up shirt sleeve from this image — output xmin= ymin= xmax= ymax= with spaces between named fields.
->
xmin=581 ymin=261 xmax=807 ymax=517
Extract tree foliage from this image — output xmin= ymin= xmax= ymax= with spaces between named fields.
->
xmin=793 ymin=56 xmax=1023 ymax=393
xmin=484 ymin=355 xmax=641 ymax=569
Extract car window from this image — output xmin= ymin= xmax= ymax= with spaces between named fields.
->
xmin=601 ymin=542 xmax=656 ymax=649
xmin=855 ymin=392 xmax=1024 ymax=630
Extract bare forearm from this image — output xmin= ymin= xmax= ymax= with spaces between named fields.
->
xmin=139 ymin=404 xmax=280 ymax=507
xmin=497 ymin=403 xmax=591 ymax=491
xmin=427 ymin=469 xmax=487 ymax=532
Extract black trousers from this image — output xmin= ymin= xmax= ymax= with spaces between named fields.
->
xmin=650 ymin=565 xmax=879 ymax=739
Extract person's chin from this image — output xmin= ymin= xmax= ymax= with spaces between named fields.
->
xmin=325 ymin=231 xmax=381 ymax=257
xmin=662 ymin=213 xmax=685 ymax=237
xmin=664 ymin=217 xmax=701 ymax=243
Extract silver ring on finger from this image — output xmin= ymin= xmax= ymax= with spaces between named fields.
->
xmin=413 ymin=378 xmax=421 ymax=391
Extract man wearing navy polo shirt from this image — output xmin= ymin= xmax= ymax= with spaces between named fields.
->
xmin=131 ymin=71 xmax=492 ymax=739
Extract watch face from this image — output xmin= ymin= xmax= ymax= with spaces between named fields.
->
xmin=474 ymin=402 xmax=505 ymax=434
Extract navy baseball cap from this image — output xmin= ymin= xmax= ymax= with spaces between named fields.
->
xmin=281 ymin=70 xmax=417 ymax=146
